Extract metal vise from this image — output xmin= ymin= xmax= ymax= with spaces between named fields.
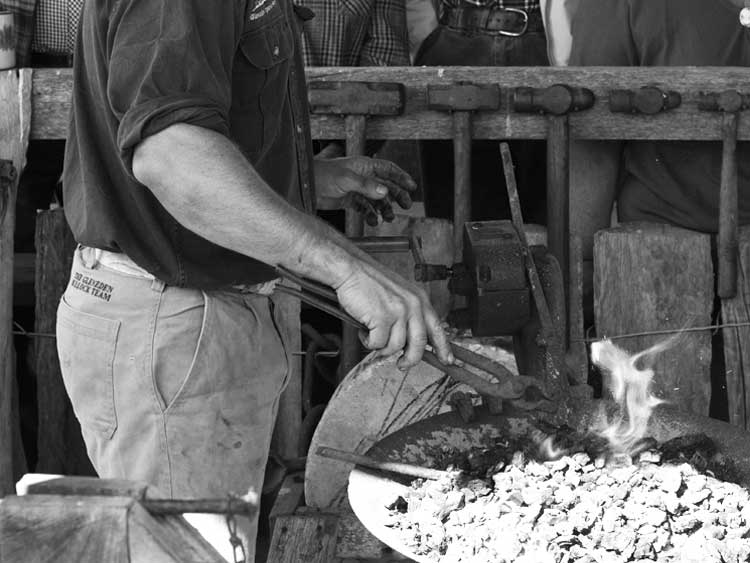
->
xmin=416 ymin=220 xmax=552 ymax=337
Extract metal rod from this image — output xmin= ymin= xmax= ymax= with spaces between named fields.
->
xmin=453 ymin=111 xmax=472 ymax=262
xmin=316 ymin=446 xmax=451 ymax=481
xmin=422 ymin=349 xmax=521 ymax=399
xmin=275 ymin=285 xmax=366 ymax=331
xmin=141 ymin=497 xmax=258 ymax=516
xmin=500 ymin=143 xmax=556 ymax=341
xmin=719 ymin=111 xmax=739 ymax=299
xmin=352 ymin=236 xmax=411 ymax=254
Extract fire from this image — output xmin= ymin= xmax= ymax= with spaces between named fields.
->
xmin=531 ymin=429 xmax=567 ymax=461
xmin=590 ymin=337 xmax=675 ymax=454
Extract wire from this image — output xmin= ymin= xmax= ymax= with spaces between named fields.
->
xmin=574 ymin=321 xmax=750 ymax=344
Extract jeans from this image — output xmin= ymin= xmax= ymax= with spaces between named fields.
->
xmin=56 ymin=246 xmax=290 ymax=561
xmin=415 ymin=24 xmax=549 ymax=224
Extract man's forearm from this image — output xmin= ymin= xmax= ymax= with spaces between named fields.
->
xmin=132 ymin=123 xmax=358 ymax=287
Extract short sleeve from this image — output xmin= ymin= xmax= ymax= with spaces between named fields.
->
xmin=106 ymin=0 xmax=244 ymax=170
xmin=569 ymin=0 xmax=637 ymax=66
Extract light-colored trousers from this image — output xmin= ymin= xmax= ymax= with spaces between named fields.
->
xmin=56 ymin=246 xmax=290 ymax=561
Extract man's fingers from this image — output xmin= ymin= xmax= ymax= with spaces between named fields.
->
xmin=347 ymin=177 xmax=389 ymax=200
xmin=397 ymin=311 xmax=428 ymax=369
xmin=361 ymin=322 xmax=391 ymax=351
xmin=379 ymin=178 xmax=413 ymax=210
xmin=373 ymin=198 xmax=395 ymax=222
xmin=424 ymin=307 xmax=454 ymax=364
xmin=380 ymin=318 xmax=407 ymax=358
xmin=372 ymin=159 xmax=417 ymax=193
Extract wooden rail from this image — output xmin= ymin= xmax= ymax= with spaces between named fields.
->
xmin=30 ymin=66 xmax=750 ymax=141
xmin=4 ymin=65 xmax=750 ymax=496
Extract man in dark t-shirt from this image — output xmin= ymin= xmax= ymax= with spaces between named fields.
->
xmin=567 ymin=0 xmax=750 ymax=321
xmin=58 ymin=1 xmax=453 ymax=558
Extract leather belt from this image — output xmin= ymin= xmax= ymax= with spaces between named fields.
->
xmin=440 ymin=6 xmax=543 ymax=36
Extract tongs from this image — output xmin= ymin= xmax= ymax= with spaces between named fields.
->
xmin=274 ymin=266 xmax=551 ymax=402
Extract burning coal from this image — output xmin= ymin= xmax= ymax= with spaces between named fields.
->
xmin=590 ymin=338 xmax=676 ymax=454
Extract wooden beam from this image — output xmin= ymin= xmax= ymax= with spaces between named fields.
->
xmin=594 ymin=223 xmax=714 ymax=417
xmin=30 ymin=66 xmax=750 ymax=141
xmin=0 ymin=69 xmax=32 ymax=496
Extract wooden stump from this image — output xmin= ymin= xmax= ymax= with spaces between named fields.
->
xmin=0 ymin=69 xmax=32 ymax=495
xmin=32 ymin=208 xmax=94 ymax=475
xmin=594 ymin=223 xmax=713 ymax=416
xmin=721 ymin=226 xmax=750 ymax=429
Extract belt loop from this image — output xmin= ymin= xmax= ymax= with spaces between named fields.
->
xmin=150 ymin=278 xmax=166 ymax=293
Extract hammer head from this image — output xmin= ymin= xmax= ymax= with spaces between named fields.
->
xmin=427 ymin=82 xmax=501 ymax=112
xmin=308 ymin=81 xmax=405 ymax=116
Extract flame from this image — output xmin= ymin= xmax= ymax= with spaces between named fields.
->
xmin=531 ymin=429 xmax=567 ymax=461
xmin=590 ymin=337 xmax=675 ymax=454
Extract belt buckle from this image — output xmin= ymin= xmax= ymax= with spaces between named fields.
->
xmin=497 ymin=7 xmax=528 ymax=36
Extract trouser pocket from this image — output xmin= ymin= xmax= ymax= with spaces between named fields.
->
xmin=57 ymin=294 xmax=121 ymax=440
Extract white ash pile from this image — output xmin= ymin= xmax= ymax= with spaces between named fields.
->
xmin=385 ymin=447 xmax=750 ymax=563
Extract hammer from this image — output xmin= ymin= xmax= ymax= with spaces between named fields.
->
xmin=427 ymin=82 xmax=500 ymax=261
xmin=308 ymin=81 xmax=405 ymax=378
xmin=698 ymin=90 xmax=750 ymax=299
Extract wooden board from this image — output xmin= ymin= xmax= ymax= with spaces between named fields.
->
xmin=32 ymin=208 xmax=93 ymax=476
xmin=267 ymin=513 xmax=339 ymax=563
xmin=722 ymin=226 xmax=750 ymax=429
xmin=0 ymin=68 xmax=31 ymax=496
xmin=304 ymin=341 xmax=516 ymax=509
xmin=594 ymin=223 xmax=713 ymax=416
xmin=30 ymin=67 xmax=750 ymax=141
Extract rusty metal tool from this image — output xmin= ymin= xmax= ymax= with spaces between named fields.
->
xmin=698 ymin=90 xmax=750 ymax=298
xmin=499 ymin=142 xmax=567 ymax=397
xmin=512 ymin=84 xmax=595 ymax=313
xmin=316 ymin=446 xmax=452 ymax=481
xmin=609 ymin=86 xmax=681 ymax=115
xmin=427 ymin=83 xmax=500 ymax=262
xmin=308 ymin=81 xmax=406 ymax=378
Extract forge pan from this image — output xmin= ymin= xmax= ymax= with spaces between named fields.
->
xmin=347 ymin=400 xmax=750 ymax=562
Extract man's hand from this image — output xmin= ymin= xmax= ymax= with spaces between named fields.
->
xmin=315 ymin=156 xmax=416 ymax=225
xmin=333 ymin=258 xmax=453 ymax=370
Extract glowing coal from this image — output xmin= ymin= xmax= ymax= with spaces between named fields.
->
xmin=590 ymin=338 xmax=675 ymax=454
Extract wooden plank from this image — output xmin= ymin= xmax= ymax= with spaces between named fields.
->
xmin=722 ymin=226 xmax=750 ymax=429
xmin=12 ymin=252 xmax=34 ymax=285
xmin=0 ymin=495 xmax=131 ymax=563
xmin=267 ymin=513 xmax=339 ymax=563
xmin=32 ymin=208 xmax=94 ymax=476
xmin=25 ymin=475 xmax=150 ymax=498
xmin=335 ymin=510 xmax=409 ymax=560
xmin=0 ymin=68 xmax=31 ymax=496
xmin=271 ymin=292 xmax=302 ymax=460
xmin=594 ymin=223 xmax=713 ymax=416
xmin=30 ymin=66 xmax=750 ymax=141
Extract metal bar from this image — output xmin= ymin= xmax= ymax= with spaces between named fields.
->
xmin=449 ymin=343 xmax=517 ymax=382
xmin=718 ymin=112 xmax=740 ymax=299
xmin=352 ymin=236 xmax=411 ymax=254
xmin=141 ymin=497 xmax=258 ymax=516
xmin=453 ymin=111 xmax=472 ymax=262
xmin=316 ymin=446 xmax=450 ymax=481
xmin=275 ymin=285 xmax=366 ymax=332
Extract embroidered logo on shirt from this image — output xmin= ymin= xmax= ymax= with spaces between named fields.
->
xmin=249 ymin=0 xmax=277 ymax=21
xmin=71 ymin=271 xmax=114 ymax=302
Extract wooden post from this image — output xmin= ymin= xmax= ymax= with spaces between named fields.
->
xmin=0 ymin=69 xmax=31 ymax=496
xmin=271 ymin=293 xmax=302 ymax=460
xmin=594 ymin=223 xmax=713 ymax=416
xmin=718 ymin=111 xmax=739 ymax=299
xmin=32 ymin=208 xmax=94 ymax=475
xmin=721 ymin=226 xmax=750 ymax=429
xmin=452 ymin=111 xmax=471 ymax=263
xmin=547 ymin=115 xmax=570 ymax=318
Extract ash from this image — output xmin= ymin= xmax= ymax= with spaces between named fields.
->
xmin=384 ymin=438 xmax=750 ymax=563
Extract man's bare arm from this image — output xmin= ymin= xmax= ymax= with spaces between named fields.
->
xmin=132 ymin=123 xmax=452 ymax=366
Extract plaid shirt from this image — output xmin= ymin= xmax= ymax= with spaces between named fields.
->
xmin=32 ymin=0 xmax=83 ymax=55
xmin=0 ymin=0 xmax=36 ymax=66
xmin=297 ymin=0 xmax=410 ymax=66
xmin=496 ymin=0 xmax=539 ymax=7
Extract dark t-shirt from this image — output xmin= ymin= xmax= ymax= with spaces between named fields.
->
xmin=570 ymin=0 xmax=750 ymax=233
xmin=63 ymin=0 xmax=316 ymax=288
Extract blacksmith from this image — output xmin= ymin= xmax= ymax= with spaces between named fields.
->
xmin=57 ymin=1 xmax=454 ymax=559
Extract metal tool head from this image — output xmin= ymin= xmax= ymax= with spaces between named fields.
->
xmin=307 ymin=81 xmax=405 ymax=116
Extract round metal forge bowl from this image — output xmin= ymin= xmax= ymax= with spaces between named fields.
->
xmin=347 ymin=400 xmax=750 ymax=562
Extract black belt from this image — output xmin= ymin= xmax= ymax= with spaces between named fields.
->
xmin=440 ymin=6 xmax=543 ymax=36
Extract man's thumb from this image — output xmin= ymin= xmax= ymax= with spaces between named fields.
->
xmin=350 ymin=178 xmax=388 ymax=200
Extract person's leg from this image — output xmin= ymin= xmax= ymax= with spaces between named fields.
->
xmin=56 ymin=247 xmax=288 ymax=561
